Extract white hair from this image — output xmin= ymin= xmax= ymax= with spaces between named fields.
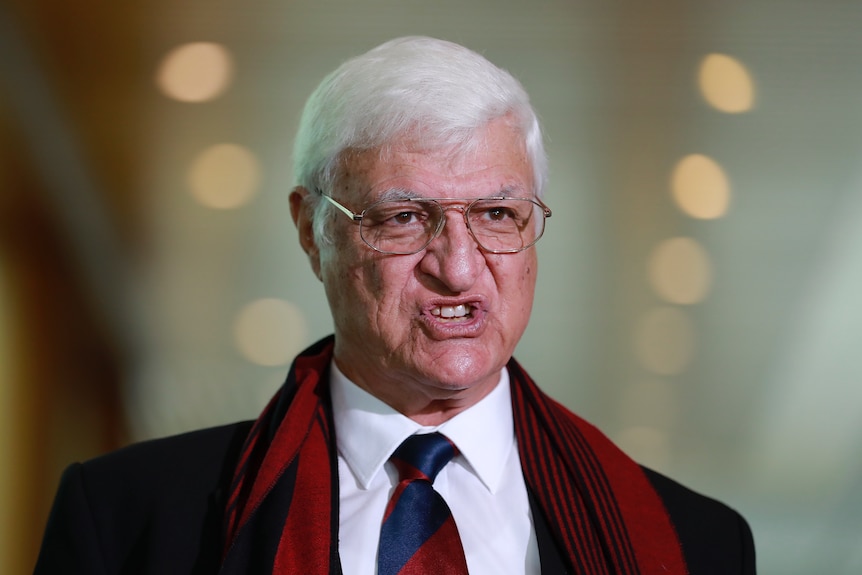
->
xmin=292 ymin=36 xmax=548 ymax=243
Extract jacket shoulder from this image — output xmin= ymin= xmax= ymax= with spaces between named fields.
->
xmin=82 ymin=420 xmax=253 ymax=492
xmin=36 ymin=421 xmax=253 ymax=575
xmin=642 ymin=467 xmax=756 ymax=575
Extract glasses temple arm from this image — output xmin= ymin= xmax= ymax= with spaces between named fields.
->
xmin=320 ymin=193 xmax=363 ymax=221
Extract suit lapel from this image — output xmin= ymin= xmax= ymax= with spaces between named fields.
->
xmin=529 ymin=488 xmax=571 ymax=575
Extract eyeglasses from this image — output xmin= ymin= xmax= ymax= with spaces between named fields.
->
xmin=319 ymin=193 xmax=552 ymax=255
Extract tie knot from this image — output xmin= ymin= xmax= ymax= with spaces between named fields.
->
xmin=391 ymin=432 xmax=457 ymax=483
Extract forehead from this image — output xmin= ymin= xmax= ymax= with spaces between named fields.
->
xmin=335 ymin=118 xmax=533 ymax=201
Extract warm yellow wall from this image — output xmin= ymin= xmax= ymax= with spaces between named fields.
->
xmin=0 ymin=258 xmax=26 ymax=575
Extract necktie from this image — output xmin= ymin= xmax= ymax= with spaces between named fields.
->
xmin=377 ymin=432 xmax=470 ymax=575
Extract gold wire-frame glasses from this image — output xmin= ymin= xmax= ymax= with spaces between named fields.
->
xmin=319 ymin=192 xmax=552 ymax=255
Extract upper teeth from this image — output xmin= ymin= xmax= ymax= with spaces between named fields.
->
xmin=433 ymin=304 xmax=469 ymax=318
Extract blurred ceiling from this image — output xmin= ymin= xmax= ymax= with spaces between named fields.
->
xmin=3 ymin=1 xmax=862 ymax=573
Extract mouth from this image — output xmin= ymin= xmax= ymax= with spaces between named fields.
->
xmin=430 ymin=303 xmax=475 ymax=321
xmin=421 ymin=298 xmax=487 ymax=338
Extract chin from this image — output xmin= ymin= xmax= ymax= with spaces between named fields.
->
xmin=421 ymin=350 xmax=500 ymax=390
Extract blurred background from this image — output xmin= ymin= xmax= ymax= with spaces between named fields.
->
xmin=2 ymin=0 xmax=861 ymax=572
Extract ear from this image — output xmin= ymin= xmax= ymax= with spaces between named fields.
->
xmin=289 ymin=187 xmax=323 ymax=280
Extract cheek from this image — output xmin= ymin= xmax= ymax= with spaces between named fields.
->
xmin=503 ymin=253 xmax=536 ymax=286
xmin=320 ymin=243 xmax=365 ymax=308
xmin=368 ymin=259 xmax=387 ymax=294
xmin=519 ymin=268 xmax=535 ymax=311
xmin=374 ymin=250 xmax=424 ymax=284
xmin=324 ymin=246 xmax=416 ymax=313
xmin=509 ymin=256 xmax=537 ymax=313
xmin=524 ymin=252 xmax=538 ymax=284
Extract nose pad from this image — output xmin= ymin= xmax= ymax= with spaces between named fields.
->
xmin=432 ymin=205 xmax=477 ymax=247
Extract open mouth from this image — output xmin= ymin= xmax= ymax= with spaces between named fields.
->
xmin=430 ymin=304 xmax=474 ymax=320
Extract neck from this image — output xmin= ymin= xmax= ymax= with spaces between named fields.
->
xmin=332 ymin=356 xmax=501 ymax=426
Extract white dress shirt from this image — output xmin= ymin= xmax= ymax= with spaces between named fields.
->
xmin=331 ymin=363 xmax=541 ymax=575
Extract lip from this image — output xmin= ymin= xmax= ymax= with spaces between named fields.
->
xmin=420 ymin=296 xmax=488 ymax=339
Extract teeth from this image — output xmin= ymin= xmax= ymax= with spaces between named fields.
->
xmin=432 ymin=304 xmax=470 ymax=318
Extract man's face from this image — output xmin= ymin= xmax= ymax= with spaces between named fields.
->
xmin=295 ymin=117 xmax=539 ymax=420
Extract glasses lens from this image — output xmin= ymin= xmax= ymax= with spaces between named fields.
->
xmin=360 ymin=199 xmax=442 ymax=254
xmin=467 ymin=198 xmax=545 ymax=252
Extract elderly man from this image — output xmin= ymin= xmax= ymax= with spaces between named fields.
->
xmin=36 ymin=37 xmax=755 ymax=574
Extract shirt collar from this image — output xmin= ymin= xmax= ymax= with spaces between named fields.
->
xmin=330 ymin=362 xmax=515 ymax=494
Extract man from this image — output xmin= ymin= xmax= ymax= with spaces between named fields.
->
xmin=35 ymin=37 xmax=755 ymax=574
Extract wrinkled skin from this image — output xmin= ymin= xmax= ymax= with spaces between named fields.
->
xmin=290 ymin=117 xmax=538 ymax=425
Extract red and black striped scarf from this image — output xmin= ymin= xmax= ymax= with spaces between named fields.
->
xmin=220 ymin=337 xmax=688 ymax=574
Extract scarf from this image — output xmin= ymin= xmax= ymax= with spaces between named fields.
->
xmin=220 ymin=337 xmax=688 ymax=574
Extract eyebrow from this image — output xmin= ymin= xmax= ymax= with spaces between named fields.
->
xmin=372 ymin=183 xmax=530 ymax=202
xmin=375 ymin=187 xmax=418 ymax=201
xmin=497 ymin=184 xmax=529 ymax=198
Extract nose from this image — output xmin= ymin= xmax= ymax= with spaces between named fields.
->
xmin=418 ymin=207 xmax=485 ymax=293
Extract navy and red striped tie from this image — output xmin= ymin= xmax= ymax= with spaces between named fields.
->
xmin=377 ymin=432 xmax=470 ymax=575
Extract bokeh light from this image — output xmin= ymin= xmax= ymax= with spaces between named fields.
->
xmin=187 ymin=143 xmax=261 ymax=209
xmin=234 ymin=298 xmax=308 ymax=367
xmin=698 ymin=53 xmax=755 ymax=113
xmin=671 ymin=154 xmax=731 ymax=219
xmin=155 ymin=42 xmax=234 ymax=103
xmin=648 ymin=237 xmax=713 ymax=305
xmin=634 ymin=306 xmax=696 ymax=376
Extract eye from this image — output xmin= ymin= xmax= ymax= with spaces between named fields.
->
xmin=365 ymin=201 xmax=432 ymax=228
xmin=476 ymin=204 xmax=519 ymax=222
xmin=391 ymin=210 xmax=422 ymax=225
xmin=485 ymin=206 xmax=515 ymax=221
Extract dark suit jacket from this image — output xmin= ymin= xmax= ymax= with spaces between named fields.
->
xmin=35 ymin=421 xmax=755 ymax=575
